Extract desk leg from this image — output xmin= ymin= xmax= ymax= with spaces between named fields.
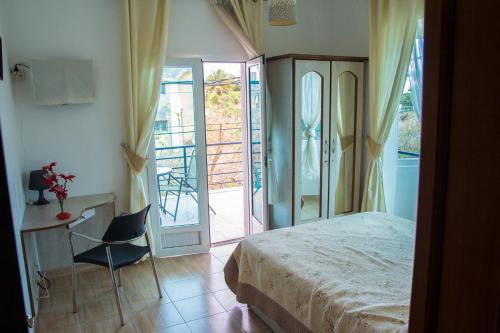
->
xmin=21 ymin=231 xmax=35 ymax=317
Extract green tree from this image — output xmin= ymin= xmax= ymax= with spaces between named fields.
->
xmin=204 ymin=69 xmax=243 ymax=188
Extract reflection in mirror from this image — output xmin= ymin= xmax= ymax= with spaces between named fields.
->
xmin=335 ymin=71 xmax=357 ymax=214
xmin=300 ymin=72 xmax=322 ymax=220
xmin=249 ymin=64 xmax=263 ymax=223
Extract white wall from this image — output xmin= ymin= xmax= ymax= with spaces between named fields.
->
xmin=0 ymin=7 xmax=32 ymax=319
xmin=167 ymin=0 xmax=369 ymax=60
xmin=1 ymin=0 xmax=126 ymax=212
xmin=166 ymin=0 xmax=247 ymax=61
xmin=264 ymin=0 xmax=369 ymax=57
xmin=383 ymin=119 xmax=420 ymax=220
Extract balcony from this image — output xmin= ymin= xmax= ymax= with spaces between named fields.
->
xmin=154 ymin=125 xmax=245 ymax=244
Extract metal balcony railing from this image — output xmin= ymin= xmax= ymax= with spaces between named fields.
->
xmin=398 ymin=150 xmax=420 ymax=158
xmin=154 ymin=122 xmax=261 ymax=190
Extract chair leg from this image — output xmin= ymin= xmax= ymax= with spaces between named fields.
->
xmin=68 ymin=230 xmax=78 ymax=313
xmin=117 ymin=268 xmax=122 ymax=287
xmin=145 ymin=233 xmax=162 ymax=299
xmin=105 ymin=246 xmax=125 ymax=326
xmin=173 ymin=180 xmax=183 ymax=221
xmin=71 ymin=260 xmax=77 ymax=313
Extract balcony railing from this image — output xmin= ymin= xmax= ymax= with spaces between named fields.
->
xmin=155 ymin=141 xmax=245 ymax=190
xmin=398 ymin=150 xmax=420 ymax=158
xmin=154 ymin=122 xmax=257 ymax=190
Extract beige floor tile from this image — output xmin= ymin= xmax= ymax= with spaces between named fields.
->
xmin=186 ymin=312 xmax=242 ymax=333
xmin=163 ymin=277 xmax=209 ymax=301
xmin=212 ymin=289 xmax=244 ymax=311
xmin=80 ymin=314 xmax=136 ymax=333
xmin=36 ymin=304 xmax=80 ymax=330
xmin=217 ymin=255 xmax=231 ymax=265
xmin=210 ymin=243 xmax=238 ymax=258
xmin=173 ymin=294 xmax=225 ymax=322
xmin=202 ymin=271 xmax=229 ymax=292
xmin=122 ymin=286 xmax=170 ymax=313
xmin=131 ymin=303 xmax=184 ymax=332
xmin=228 ymin=306 xmax=273 ymax=333
xmin=154 ymin=322 xmax=192 ymax=333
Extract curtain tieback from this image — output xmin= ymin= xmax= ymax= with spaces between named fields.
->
xmin=366 ymin=136 xmax=383 ymax=158
xmin=305 ymin=127 xmax=316 ymax=139
xmin=122 ymin=144 xmax=148 ymax=173
xmin=340 ymin=135 xmax=354 ymax=151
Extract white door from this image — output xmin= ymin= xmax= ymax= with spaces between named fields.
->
xmin=147 ymin=58 xmax=210 ymax=256
xmin=246 ymin=56 xmax=268 ymax=233
xmin=294 ymin=60 xmax=331 ymax=224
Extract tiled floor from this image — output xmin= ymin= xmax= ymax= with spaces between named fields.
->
xmin=36 ymin=244 xmax=272 ymax=333
xmin=160 ymin=187 xmax=245 ymax=244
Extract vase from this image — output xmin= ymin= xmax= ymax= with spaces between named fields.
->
xmin=56 ymin=211 xmax=71 ymax=220
xmin=56 ymin=199 xmax=71 ymax=220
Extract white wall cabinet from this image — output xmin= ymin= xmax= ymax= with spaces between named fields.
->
xmin=266 ymin=55 xmax=366 ymax=229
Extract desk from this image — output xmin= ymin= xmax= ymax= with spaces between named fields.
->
xmin=21 ymin=192 xmax=115 ymax=316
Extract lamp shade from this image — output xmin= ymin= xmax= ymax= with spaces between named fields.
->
xmin=29 ymin=170 xmax=49 ymax=190
xmin=269 ymin=0 xmax=297 ymax=26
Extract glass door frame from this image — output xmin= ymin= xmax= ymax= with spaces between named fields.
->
xmin=245 ymin=55 xmax=268 ymax=233
xmin=146 ymin=58 xmax=210 ymax=257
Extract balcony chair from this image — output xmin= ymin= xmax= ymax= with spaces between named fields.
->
xmin=159 ymin=151 xmax=216 ymax=221
xmin=68 ymin=205 xmax=161 ymax=326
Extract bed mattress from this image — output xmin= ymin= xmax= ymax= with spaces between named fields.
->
xmin=224 ymin=212 xmax=415 ymax=333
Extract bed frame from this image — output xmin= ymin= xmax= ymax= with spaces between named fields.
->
xmin=249 ymin=305 xmax=287 ymax=333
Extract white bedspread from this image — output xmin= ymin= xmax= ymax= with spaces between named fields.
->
xmin=228 ymin=212 xmax=415 ymax=333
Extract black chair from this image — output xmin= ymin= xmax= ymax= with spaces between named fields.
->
xmin=68 ymin=205 xmax=161 ymax=326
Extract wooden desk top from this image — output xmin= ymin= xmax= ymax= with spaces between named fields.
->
xmin=21 ymin=192 xmax=115 ymax=233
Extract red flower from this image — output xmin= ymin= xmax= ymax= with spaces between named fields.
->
xmin=42 ymin=162 xmax=57 ymax=172
xmin=50 ymin=185 xmax=68 ymax=200
xmin=59 ymin=174 xmax=76 ymax=181
xmin=39 ymin=163 xmax=74 ymax=207
xmin=42 ymin=173 xmax=58 ymax=186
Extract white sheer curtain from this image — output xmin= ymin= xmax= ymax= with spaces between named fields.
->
xmin=408 ymin=18 xmax=424 ymax=119
xmin=301 ymin=73 xmax=321 ymax=179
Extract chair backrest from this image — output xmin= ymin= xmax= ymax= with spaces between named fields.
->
xmin=102 ymin=205 xmax=151 ymax=243
xmin=186 ymin=150 xmax=198 ymax=189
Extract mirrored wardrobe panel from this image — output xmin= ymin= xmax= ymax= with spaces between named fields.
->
xmin=329 ymin=62 xmax=364 ymax=217
xmin=300 ymin=71 xmax=323 ymax=220
xmin=294 ymin=60 xmax=330 ymax=224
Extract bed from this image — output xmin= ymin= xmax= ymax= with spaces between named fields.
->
xmin=224 ymin=212 xmax=415 ymax=333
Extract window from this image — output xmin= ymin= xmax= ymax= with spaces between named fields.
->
xmin=397 ymin=78 xmax=421 ymax=158
xmin=398 ymin=19 xmax=424 ymax=159
xmin=154 ymin=120 xmax=168 ymax=132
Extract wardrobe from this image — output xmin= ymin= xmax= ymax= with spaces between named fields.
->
xmin=266 ymin=54 xmax=367 ymax=229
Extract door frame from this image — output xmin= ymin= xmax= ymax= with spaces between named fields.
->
xmin=0 ymin=124 xmax=29 ymax=331
xmin=409 ymin=0 xmax=500 ymax=331
xmin=147 ymin=58 xmax=211 ymax=257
